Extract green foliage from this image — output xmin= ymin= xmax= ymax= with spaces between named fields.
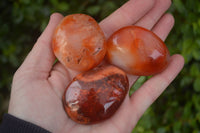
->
xmin=0 ymin=0 xmax=200 ymax=132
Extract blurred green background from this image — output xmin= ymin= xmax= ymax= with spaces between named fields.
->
xmin=0 ymin=0 xmax=200 ymax=132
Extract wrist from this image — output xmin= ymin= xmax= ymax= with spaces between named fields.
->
xmin=0 ymin=114 xmax=51 ymax=133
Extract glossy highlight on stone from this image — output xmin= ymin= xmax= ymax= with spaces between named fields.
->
xmin=52 ymin=14 xmax=106 ymax=71
xmin=106 ymin=26 xmax=170 ymax=76
xmin=62 ymin=65 xmax=129 ymax=124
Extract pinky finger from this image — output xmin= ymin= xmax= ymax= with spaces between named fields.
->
xmin=129 ymin=54 xmax=184 ymax=124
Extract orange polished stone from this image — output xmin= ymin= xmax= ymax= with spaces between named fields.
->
xmin=106 ymin=26 xmax=170 ymax=76
xmin=52 ymin=14 xmax=106 ymax=71
xmin=62 ymin=65 xmax=129 ymax=124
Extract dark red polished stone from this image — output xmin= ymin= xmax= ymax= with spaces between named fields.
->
xmin=62 ymin=65 xmax=129 ymax=124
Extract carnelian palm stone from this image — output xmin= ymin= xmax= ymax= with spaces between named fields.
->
xmin=52 ymin=14 xmax=106 ymax=72
xmin=106 ymin=26 xmax=170 ymax=76
xmin=62 ymin=65 xmax=129 ymax=124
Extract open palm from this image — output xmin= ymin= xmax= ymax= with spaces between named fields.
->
xmin=8 ymin=0 xmax=184 ymax=133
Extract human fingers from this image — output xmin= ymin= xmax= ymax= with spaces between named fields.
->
xmin=109 ymin=12 xmax=176 ymax=129
xmin=152 ymin=13 xmax=174 ymax=41
xmin=135 ymin=0 xmax=172 ymax=30
xmin=129 ymin=54 xmax=184 ymax=127
xmin=99 ymin=0 xmax=155 ymax=37
xmin=18 ymin=13 xmax=63 ymax=75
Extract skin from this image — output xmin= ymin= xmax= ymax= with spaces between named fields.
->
xmin=8 ymin=0 xmax=184 ymax=133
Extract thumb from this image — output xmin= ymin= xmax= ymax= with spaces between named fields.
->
xmin=18 ymin=13 xmax=63 ymax=77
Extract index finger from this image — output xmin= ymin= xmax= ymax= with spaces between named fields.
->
xmin=99 ymin=0 xmax=155 ymax=37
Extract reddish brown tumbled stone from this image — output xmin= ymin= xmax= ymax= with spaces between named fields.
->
xmin=62 ymin=65 xmax=129 ymax=124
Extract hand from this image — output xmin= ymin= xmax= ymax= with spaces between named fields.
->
xmin=8 ymin=0 xmax=184 ymax=133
